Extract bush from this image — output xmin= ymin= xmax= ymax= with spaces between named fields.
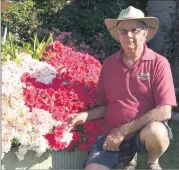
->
xmin=163 ymin=2 xmax=179 ymax=63
xmin=32 ymin=0 xmax=68 ymax=27
xmin=1 ymin=0 xmax=70 ymax=39
xmin=2 ymin=1 xmax=40 ymax=39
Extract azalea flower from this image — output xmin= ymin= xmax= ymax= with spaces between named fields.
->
xmin=2 ymin=55 xmax=59 ymax=160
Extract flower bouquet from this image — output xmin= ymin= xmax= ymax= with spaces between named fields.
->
xmin=2 ymin=41 xmax=103 ymax=161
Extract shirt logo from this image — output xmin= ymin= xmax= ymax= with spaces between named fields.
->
xmin=138 ymin=72 xmax=150 ymax=80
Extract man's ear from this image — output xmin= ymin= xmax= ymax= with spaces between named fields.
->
xmin=145 ymin=28 xmax=149 ymax=36
xmin=143 ymin=28 xmax=149 ymax=43
xmin=116 ymin=28 xmax=120 ymax=36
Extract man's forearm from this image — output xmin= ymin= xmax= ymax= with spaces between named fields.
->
xmin=86 ymin=105 xmax=107 ymax=121
xmin=120 ymin=106 xmax=172 ymax=136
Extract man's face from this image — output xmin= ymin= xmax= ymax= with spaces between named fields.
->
xmin=116 ymin=20 xmax=147 ymax=54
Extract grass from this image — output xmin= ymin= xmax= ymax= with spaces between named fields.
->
xmin=137 ymin=120 xmax=179 ymax=169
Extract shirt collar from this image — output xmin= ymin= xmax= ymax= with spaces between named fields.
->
xmin=142 ymin=44 xmax=156 ymax=60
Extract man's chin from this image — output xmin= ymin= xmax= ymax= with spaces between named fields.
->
xmin=122 ymin=44 xmax=135 ymax=52
xmin=126 ymin=45 xmax=135 ymax=51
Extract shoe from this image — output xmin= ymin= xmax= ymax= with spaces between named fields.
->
xmin=148 ymin=163 xmax=162 ymax=169
xmin=125 ymin=153 xmax=137 ymax=169
xmin=124 ymin=165 xmax=137 ymax=170
xmin=118 ymin=153 xmax=137 ymax=169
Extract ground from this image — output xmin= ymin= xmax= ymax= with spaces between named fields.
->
xmin=137 ymin=120 xmax=179 ymax=169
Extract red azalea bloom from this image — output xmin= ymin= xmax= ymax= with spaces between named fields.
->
xmin=66 ymin=141 xmax=74 ymax=152
xmin=52 ymin=41 xmax=63 ymax=52
xmin=66 ymin=131 xmax=82 ymax=152
xmin=78 ymin=142 xmax=91 ymax=151
xmin=72 ymin=131 xmax=82 ymax=142
xmin=45 ymin=133 xmax=55 ymax=147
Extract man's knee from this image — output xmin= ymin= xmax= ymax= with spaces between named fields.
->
xmin=85 ymin=163 xmax=110 ymax=170
xmin=140 ymin=121 xmax=169 ymax=148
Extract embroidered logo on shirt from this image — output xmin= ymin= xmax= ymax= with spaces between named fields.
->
xmin=138 ymin=72 xmax=150 ymax=80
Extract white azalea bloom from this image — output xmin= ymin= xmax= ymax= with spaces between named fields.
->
xmin=2 ymin=141 xmax=11 ymax=155
xmin=17 ymin=135 xmax=29 ymax=146
xmin=15 ymin=146 xmax=29 ymax=161
xmin=17 ymin=146 xmax=29 ymax=155
xmin=35 ymin=139 xmax=49 ymax=156
xmin=2 ymin=54 xmax=60 ymax=161
xmin=59 ymin=132 xmax=73 ymax=146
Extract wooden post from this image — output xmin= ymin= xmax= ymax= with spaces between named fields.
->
xmin=1 ymin=1 xmax=14 ymax=12
xmin=1 ymin=1 xmax=14 ymax=44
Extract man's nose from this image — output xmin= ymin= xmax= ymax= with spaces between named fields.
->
xmin=127 ymin=31 xmax=133 ymax=37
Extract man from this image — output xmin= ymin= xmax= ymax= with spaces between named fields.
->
xmin=68 ymin=6 xmax=177 ymax=170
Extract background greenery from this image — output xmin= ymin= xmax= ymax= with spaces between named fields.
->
xmin=2 ymin=0 xmax=178 ymax=63
xmin=2 ymin=0 xmax=148 ymax=60
xmin=163 ymin=0 xmax=179 ymax=64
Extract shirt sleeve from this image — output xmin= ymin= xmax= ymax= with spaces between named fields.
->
xmin=95 ymin=63 xmax=108 ymax=106
xmin=153 ymin=58 xmax=177 ymax=107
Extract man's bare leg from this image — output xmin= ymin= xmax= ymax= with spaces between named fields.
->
xmin=140 ymin=121 xmax=170 ymax=169
xmin=85 ymin=163 xmax=109 ymax=170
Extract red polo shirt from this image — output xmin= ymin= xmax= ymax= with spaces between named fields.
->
xmin=96 ymin=44 xmax=177 ymax=137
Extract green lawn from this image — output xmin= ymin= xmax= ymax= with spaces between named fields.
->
xmin=137 ymin=120 xmax=179 ymax=169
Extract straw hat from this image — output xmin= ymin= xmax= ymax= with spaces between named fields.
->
xmin=104 ymin=6 xmax=159 ymax=42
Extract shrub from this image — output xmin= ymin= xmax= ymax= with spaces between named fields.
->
xmin=32 ymin=0 xmax=68 ymax=27
xmin=2 ymin=0 xmax=39 ymax=39
xmin=163 ymin=2 xmax=179 ymax=63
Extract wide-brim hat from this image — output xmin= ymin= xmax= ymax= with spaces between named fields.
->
xmin=104 ymin=6 xmax=159 ymax=43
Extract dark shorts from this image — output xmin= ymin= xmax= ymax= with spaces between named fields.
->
xmin=83 ymin=121 xmax=173 ymax=169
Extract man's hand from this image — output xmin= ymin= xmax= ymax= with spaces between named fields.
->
xmin=103 ymin=128 xmax=126 ymax=151
xmin=67 ymin=112 xmax=88 ymax=126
